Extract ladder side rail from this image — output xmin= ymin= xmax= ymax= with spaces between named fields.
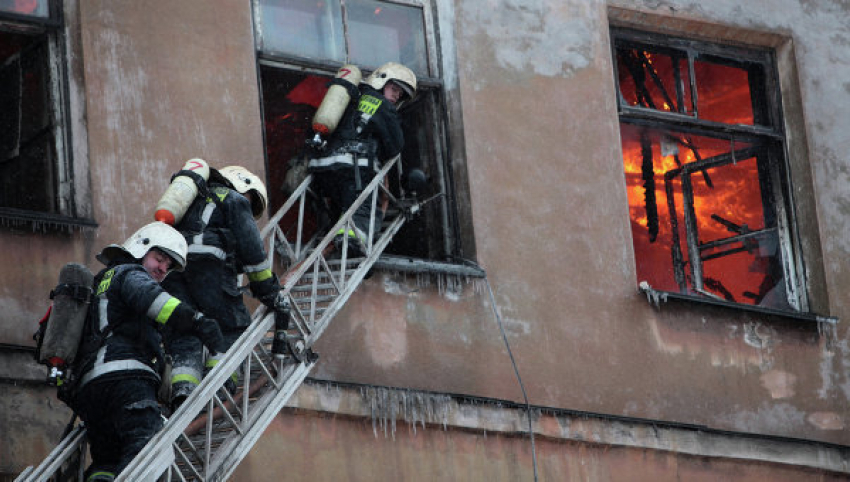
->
xmin=117 ymin=311 xmax=276 ymax=481
xmin=367 ymin=183 xmax=379 ymax=253
xmin=259 ymin=174 xmax=313 ymax=239
xmin=276 ymin=156 xmax=398 ymax=294
xmin=201 ymin=360 xmax=304 ymax=478
xmin=261 ymin=174 xmax=312 ymax=266
xmin=15 ymin=425 xmax=87 ymax=482
xmin=305 ymin=215 xmax=406 ymax=348
xmin=209 ymin=199 xmax=409 ymax=479
xmin=295 ymin=188 xmax=306 ymax=260
xmin=212 ymin=361 xmax=314 ymax=481
xmin=272 ymin=224 xmax=296 ymax=267
xmin=168 ymin=346 xmax=293 ymax=480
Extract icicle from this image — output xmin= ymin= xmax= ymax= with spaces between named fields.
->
xmin=817 ymin=320 xmax=837 ymax=355
xmin=361 ymin=385 xmax=452 ymax=438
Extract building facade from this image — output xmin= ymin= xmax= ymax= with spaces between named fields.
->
xmin=1 ymin=0 xmax=849 ymax=480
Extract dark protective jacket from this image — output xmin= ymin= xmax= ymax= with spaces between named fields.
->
xmin=309 ymin=84 xmax=404 ymax=171
xmin=173 ymin=183 xmax=278 ymax=306
xmin=74 ymin=262 xmax=197 ymax=390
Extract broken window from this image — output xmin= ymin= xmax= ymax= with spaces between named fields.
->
xmin=255 ymin=0 xmax=459 ymax=261
xmin=613 ymin=28 xmax=805 ymax=312
xmin=0 ymin=1 xmax=84 ymax=226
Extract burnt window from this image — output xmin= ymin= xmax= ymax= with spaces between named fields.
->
xmin=0 ymin=1 xmax=82 ymax=225
xmin=254 ymin=0 xmax=458 ymax=261
xmin=613 ymin=28 xmax=806 ymax=312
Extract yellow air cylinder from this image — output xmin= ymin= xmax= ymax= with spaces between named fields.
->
xmin=312 ymin=64 xmax=362 ymax=136
xmin=154 ymin=158 xmax=210 ymax=225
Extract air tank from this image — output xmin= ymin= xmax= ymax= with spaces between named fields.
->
xmin=154 ymin=158 xmax=210 ymax=225
xmin=312 ymin=64 xmax=362 ymax=137
xmin=39 ymin=263 xmax=94 ymax=368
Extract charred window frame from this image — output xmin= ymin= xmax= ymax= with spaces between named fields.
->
xmin=253 ymin=0 xmax=465 ymax=266
xmin=0 ymin=1 xmax=90 ymax=230
xmin=612 ymin=28 xmax=816 ymax=316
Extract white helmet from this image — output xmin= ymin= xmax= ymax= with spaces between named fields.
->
xmin=218 ymin=166 xmax=268 ymax=219
xmin=98 ymin=222 xmax=188 ymax=271
xmin=364 ymin=62 xmax=417 ymax=105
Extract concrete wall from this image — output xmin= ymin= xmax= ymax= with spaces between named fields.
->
xmin=237 ymin=381 xmax=850 ymax=481
xmin=3 ymin=0 xmax=850 ymax=477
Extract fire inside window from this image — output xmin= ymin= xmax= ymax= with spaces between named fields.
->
xmin=0 ymin=0 xmax=70 ymax=216
xmin=613 ymin=29 xmax=803 ymax=312
xmin=256 ymin=0 xmax=457 ymax=261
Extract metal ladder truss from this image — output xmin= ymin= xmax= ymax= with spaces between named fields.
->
xmin=19 ymin=155 xmax=418 ymax=481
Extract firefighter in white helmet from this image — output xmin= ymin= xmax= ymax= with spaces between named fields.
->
xmin=69 ymin=222 xmax=226 ymax=481
xmin=307 ymin=61 xmax=417 ymax=256
xmin=160 ymin=164 xmax=283 ymax=410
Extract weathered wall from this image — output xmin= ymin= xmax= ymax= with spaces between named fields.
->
xmin=0 ymin=0 xmax=267 ymax=473
xmin=79 ymin=0 xmax=266 ymax=242
xmin=236 ymin=399 xmax=850 ymax=482
xmin=4 ymin=0 xmax=850 ymax=477
xmin=313 ymin=0 xmax=850 ymax=446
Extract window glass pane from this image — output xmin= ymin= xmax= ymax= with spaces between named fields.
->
xmin=616 ymin=46 xmax=692 ymax=115
xmin=259 ymin=0 xmax=345 ymax=62
xmin=694 ymin=58 xmax=757 ymax=125
xmin=0 ymin=0 xmax=50 ymax=18
xmin=347 ymin=0 xmax=428 ymax=76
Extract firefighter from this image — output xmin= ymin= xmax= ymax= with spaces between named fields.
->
xmin=307 ymin=61 xmax=417 ymax=256
xmin=162 ymin=165 xmax=284 ymax=410
xmin=72 ymin=222 xmax=227 ymax=481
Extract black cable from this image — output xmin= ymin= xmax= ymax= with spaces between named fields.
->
xmin=481 ymin=273 xmax=539 ymax=482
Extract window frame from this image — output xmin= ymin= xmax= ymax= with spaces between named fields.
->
xmin=0 ymin=0 xmax=95 ymax=231
xmin=611 ymin=27 xmax=813 ymax=315
xmin=253 ymin=0 xmax=472 ymax=270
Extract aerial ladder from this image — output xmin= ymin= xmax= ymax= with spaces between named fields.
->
xmin=17 ymin=155 xmax=427 ymax=481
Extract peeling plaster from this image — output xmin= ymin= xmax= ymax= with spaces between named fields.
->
xmin=647 ymin=318 xmax=765 ymax=371
xmin=743 ymin=322 xmax=777 ymax=370
xmin=718 ymin=402 xmax=806 ymax=434
xmin=759 ymin=370 xmax=797 ymax=399
xmin=461 ymin=0 xmax=600 ymax=78
xmin=818 ymin=323 xmax=838 ymax=399
xmin=839 ymin=338 xmax=850 ymax=401
xmin=807 ymin=411 xmax=845 ymax=431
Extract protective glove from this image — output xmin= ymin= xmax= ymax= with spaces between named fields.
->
xmin=259 ymin=290 xmax=283 ymax=310
xmin=194 ymin=315 xmax=227 ymax=355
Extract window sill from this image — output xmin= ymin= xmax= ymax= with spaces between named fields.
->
xmin=374 ymin=254 xmax=486 ymax=278
xmin=638 ymin=282 xmax=838 ymax=324
xmin=0 ymin=207 xmax=98 ymax=233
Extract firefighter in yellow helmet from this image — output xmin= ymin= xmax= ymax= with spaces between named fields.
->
xmin=160 ymin=164 xmax=283 ymax=411
xmin=307 ymin=61 xmax=417 ymax=256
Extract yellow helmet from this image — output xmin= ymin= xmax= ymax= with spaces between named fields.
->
xmin=363 ymin=62 xmax=417 ymax=105
xmin=98 ymin=222 xmax=188 ymax=271
xmin=218 ymin=166 xmax=268 ymax=219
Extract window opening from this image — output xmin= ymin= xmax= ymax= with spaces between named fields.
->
xmin=256 ymin=0 xmax=457 ymax=262
xmin=614 ymin=28 xmax=802 ymax=312
xmin=0 ymin=1 xmax=88 ymax=229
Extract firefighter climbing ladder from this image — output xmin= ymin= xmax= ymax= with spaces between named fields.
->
xmin=17 ymin=156 xmax=421 ymax=481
